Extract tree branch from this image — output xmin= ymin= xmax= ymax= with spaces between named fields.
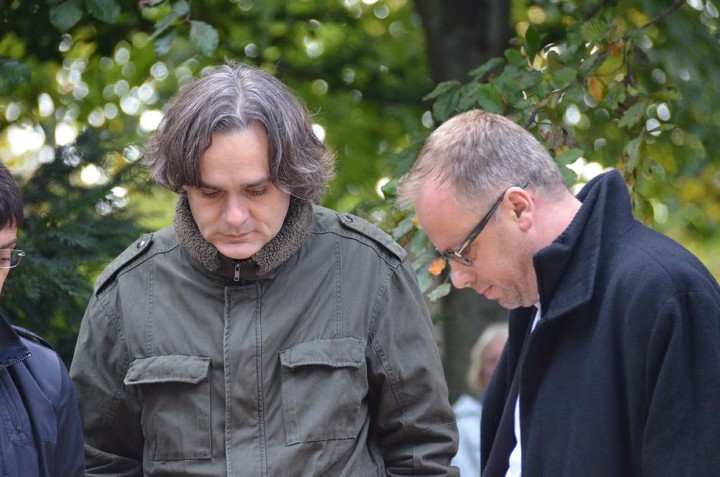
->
xmin=641 ymin=0 xmax=686 ymax=29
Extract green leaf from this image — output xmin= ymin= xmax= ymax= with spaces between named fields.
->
xmin=49 ymin=0 xmax=83 ymax=32
xmin=632 ymin=191 xmax=653 ymax=224
xmin=0 ymin=59 xmax=31 ymax=85
xmin=525 ymin=24 xmax=542 ymax=64
xmin=85 ymin=0 xmax=120 ymax=23
xmin=624 ymin=136 xmax=642 ymax=171
xmin=391 ymin=215 xmax=415 ymax=240
xmin=189 ymin=20 xmax=219 ymax=56
xmin=468 ymin=57 xmax=505 ymax=81
xmin=618 ymin=100 xmax=648 ymax=129
xmin=555 ymin=148 xmax=584 ymax=165
xmin=580 ymin=18 xmax=608 ymax=44
xmin=150 ymin=0 xmax=189 ymax=39
xmin=605 ymin=82 xmax=627 ymax=109
xmin=423 ymin=80 xmax=461 ymax=101
xmin=155 ymin=29 xmax=178 ymax=57
xmin=459 ymin=83 xmax=504 ymax=114
xmin=549 ymin=67 xmax=577 ymax=90
xmin=427 ymin=283 xmax=451 ymax=303
xmin=430 ymin=84 xmax=461 ymax=121
xmin=505 ymin=48 xmax=525 ymax=67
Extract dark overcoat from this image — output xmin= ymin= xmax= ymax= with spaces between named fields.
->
xmin=482 ymin=170 xmax=720 ymax=476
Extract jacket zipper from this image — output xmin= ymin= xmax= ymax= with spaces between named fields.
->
xmin=0 ymin=352 xmax=31 ymax=372
xmin=234 ymin=262 xmax=241 ymax=282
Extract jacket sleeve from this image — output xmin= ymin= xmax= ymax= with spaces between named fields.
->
xmin=366 ymin=258 xmax=459 ymax=476
xmin=69 ymin=292 xmax=144 ymax=477
xmin=641 ymin=290 xmax=720 ymax=475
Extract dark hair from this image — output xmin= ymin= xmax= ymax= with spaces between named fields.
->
xmin=144 ymin=62 xmax=335 ymax=202
xmin=0 ymin=163 xmax=23 ymax=229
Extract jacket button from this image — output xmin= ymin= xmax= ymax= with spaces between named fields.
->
xmin=137 ymin=239 xmax=146 ymax=248
xmin=343 ymin=215 xmax=353 ymax=222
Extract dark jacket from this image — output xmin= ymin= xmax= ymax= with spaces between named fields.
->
xmin=71 ymin=202 xmax=458 ymax=476
xmin=481 ymin=170 xmax=720 ymax=476
xmin=0 ymin=312 xmax=85 ymax=476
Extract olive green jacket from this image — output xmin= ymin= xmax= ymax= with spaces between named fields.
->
xmin=70 ymin=201 xmax=458 ymax=476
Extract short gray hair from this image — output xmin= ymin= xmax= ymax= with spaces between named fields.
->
xmin=144 ymin=62 xmax=335 ymax=202
xmin=397 ymin=109 xmax=567 ymax=209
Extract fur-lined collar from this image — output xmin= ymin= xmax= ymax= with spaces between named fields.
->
xmin=173 ymin=195 xmax=314 ymax=276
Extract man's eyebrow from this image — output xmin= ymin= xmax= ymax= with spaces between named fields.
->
xmin=198 ymin=178 xmax=270 ymax=189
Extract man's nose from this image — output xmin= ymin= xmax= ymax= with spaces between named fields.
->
xmin=449 ymin=262 xmax=473 ymax=289
xmin=223 ymin=195 xmax=249 ymax=226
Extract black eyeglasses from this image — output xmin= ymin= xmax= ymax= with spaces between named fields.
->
xmin=437 ymin=181 xmax=529 ymax=266
xmin=0 ymin=249 xmax=25 ymax=269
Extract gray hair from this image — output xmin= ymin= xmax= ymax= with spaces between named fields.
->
xmin=397 ymin=109 xmax=567 ymax=209
xmin=144 ymin=62 xmax=335 ymax=202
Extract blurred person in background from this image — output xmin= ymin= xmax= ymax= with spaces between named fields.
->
xmin=452 ymin=323 xmax=507 ymax=476
xmin=0 ymin=162 xmax=85 ymax=476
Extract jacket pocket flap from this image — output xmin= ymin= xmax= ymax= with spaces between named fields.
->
xmin=124 ymin=355 xmax=210 ymax=385
xmin=280 ymin=338 xmax=365 ymax=369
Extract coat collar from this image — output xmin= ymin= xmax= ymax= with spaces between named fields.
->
xmin=532 ymin=170 xmax=636 ymax=321
xmin=173 ymin=195 xmax=314 ymax=281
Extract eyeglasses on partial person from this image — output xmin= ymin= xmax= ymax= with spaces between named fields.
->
xmin=437 ymin=181 xmax=529 ymax=267
xmin=0 ymin=249 xmax=25 ymax=269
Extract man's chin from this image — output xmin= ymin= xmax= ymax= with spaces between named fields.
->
xmin=215 ymin=243 xmax=260 ymax=261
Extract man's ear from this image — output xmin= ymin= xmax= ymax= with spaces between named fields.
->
xmin=506 ymin=187 xmax=533 ymax=231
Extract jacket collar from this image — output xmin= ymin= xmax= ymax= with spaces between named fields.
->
xmin=532 ymin=170 xmax=636 ymax=320
xmin=173 ymin=195 xmax=314 ymax=281
xmin=0 ymin=309 xmax=29 ymax=370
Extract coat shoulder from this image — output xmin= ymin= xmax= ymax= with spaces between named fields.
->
xmin=94 ymin=226 xmax=178 ymax=295
xmin=312 ymin=205 xmax=406 ymax=263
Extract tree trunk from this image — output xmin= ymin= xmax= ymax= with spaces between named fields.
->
xmin=414 ymin=0 xmax=514 ymax=402
xmin=414 ymin=0 xmax=513 ymax=84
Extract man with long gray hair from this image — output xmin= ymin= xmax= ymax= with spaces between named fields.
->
xmin=70 ymin=63 xmax=459 ymax=476
xmin=397 ymin=109 xmax=720 ymax=476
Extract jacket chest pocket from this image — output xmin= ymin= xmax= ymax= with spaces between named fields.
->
xmin=124 ymin=355 xmax=211 ymax=461
xmin=279 ymin=337 xmax=367 ymax=445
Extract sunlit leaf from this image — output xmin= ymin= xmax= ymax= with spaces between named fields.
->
xmin=588 ymin=76 xmax=605 ymax=101
xmin=190 ymin=21 xmax=219 ymax=56
xmin=154 ymin=29 xmax=177 ymax=56
xmin=580 ymin=18 xmax=608 ymax=44
xmin=150 ymin=0 xmax=189 ymax=39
